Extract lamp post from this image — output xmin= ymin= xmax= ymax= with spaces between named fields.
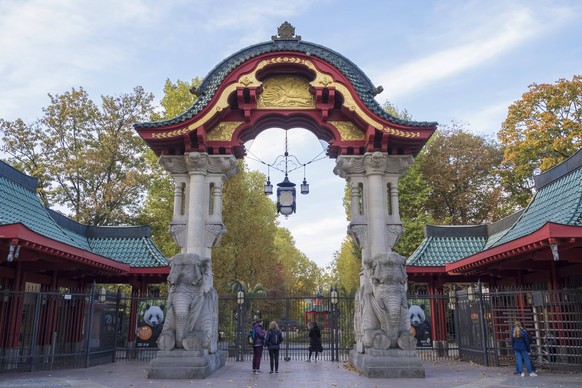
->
xmin=330 ymin=287 xmax=339 ymax=361
xmin=448 ymin=289 xmax=457 ymax=310
xmin=237 ymin=289 xmax=245 ymax=362
xmin=98 ymin=287 xmax=107 ymax=303
xmin=467 ymin=284 xmax=476 ymax=302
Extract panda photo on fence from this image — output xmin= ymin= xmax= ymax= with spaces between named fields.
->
xmin=409 ymin=304 xmax=432 ymax=347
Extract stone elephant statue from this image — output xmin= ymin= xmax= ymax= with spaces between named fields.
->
xmin=354 ymin=252 xmax=416 ymax=352
xmin=157 ymin=253 xmax=218 ymax=353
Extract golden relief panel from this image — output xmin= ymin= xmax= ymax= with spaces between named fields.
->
xmin=257 ymin=75 xmax=315 ymax=109
xmin=207 ymin=121 xmax=243 ymax=141
xmin=330 ymin=121 xmax=365 ymax=141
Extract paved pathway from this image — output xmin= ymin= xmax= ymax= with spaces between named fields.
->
xmin=1 ymin=359 xmax=580 ymax=388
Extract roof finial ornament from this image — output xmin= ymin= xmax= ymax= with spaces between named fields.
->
xmin=371 ymin=85 xmax=384 ymax=96
xmin=272 ymin=21 xmax=301 ymax=42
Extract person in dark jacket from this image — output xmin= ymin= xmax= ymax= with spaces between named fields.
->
xmin=251 ymin=320 xmax=265 ymax=373
xmin=511 ymin=320 xmax=537 ymax=377
xmin=307 ymin=321 xmax=323 ymax=362
xmin=265 ymin=321 xmax=283 ymax=373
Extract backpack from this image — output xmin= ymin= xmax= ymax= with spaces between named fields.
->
xmin=248 ymin=328 xmax=256 ymax=345
xmin=269 ymin=329 xmax=280 ymax=346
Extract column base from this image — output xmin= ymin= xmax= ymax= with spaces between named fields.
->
xmin=147 ymin=349 xmax=225 ymax=379
xmin=349 ymin=348 xmax=425 ymax=378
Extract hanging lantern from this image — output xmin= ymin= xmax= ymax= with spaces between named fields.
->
xmin=277 ymin=176 xmax=296 ymax=216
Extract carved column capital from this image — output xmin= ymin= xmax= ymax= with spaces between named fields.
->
xmin=158 ymin=155 xmax=188 ymax=174
xmin=185 ymin=152 xmax=209 ymax=174
xmin=364 ymin=152 xmax=388 ymax=175
xmin=348 ymin=223 xmax=368 ymax=249
xmin=333 ymin=155 xmax=365 ymax=178
xmin=386 ymin=224 xmax=404 ymax=249
xmin=205 ymin=223 xmax=226 ymax=248
xmin=169 ymin=222 xmax=187 ymax=248
xmin=208 ymin=155 xmax=239 ymax=178
xmin=363 ymin=153 xmax=415 ymax=176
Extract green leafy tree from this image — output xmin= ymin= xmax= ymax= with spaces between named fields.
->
xmin=498 ymin=75 xmax=582 ymax=208
xmin=1 ymin=86 xmax=155 ymax=225
xmin=273 ymin=228 xmax=320 ymax=295
xmin=227 ymin=280 xmax=267 ymax=296
xmin=414 ymin=123 xmax=506 ymax=225
xmin=212 ymin=162 xmax=280 ymax=294
xmin=327 ymin=237 xmax=360 ymax=294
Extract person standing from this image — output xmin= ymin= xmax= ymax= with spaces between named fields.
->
xmin=265 ymin=321 xmax=283 ymax=374
xmin=307 ymin=321 xmax=323 ymax=362
xmin=251 ymin=320 xmax=265 ymax=374
xmin=512 ymin=320 xmax=537 ymax=377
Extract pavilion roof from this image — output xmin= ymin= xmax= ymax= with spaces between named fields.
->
xmin=407 ymin=148 xmax=582 ymax=271
xmin=135 ymin=38 xmax=436 ymax=130
xmin=0 ymin=160 xmax=168 ymax=270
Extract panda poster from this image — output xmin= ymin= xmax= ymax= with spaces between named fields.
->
xmin=136 ymin=303 xmax=165 ymax=348
xmin=409 ymin=304 xmax=432 ymax=347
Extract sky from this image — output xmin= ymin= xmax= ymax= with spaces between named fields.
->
xmin=1 ymin=0 xmax=581 ymax=269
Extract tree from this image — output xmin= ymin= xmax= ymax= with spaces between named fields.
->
xmin=416 ymin=123 xmax=506 ymax=225
xmin=273 ymin=228 xmax=320 ymax=295
xmin=211 ymin=162 xmax=280 ymax=294
xmin=1 ymin=86 xmax=155 ymax=225
xmin=327 ymin=237 xmax=360 ymax=294
xmin=498 ymin=75 xmax=582 ymax=208
xmin=394 ymin=123 xmax=509 ymax=256
xmin=227 ymin=280 xmax=267 ymax=296
xmin=393 ymin=159 xmax=434 ymax=256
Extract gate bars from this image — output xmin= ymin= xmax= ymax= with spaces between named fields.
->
xmin=1 ymin=288 xmax=581 ymax=373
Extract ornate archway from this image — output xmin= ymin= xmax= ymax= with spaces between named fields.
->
xmin=136 ymin=23 xmax=437 ymax=378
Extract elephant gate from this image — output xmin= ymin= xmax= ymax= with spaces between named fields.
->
xmin=135 ymin=23 xmax=437 ymax=378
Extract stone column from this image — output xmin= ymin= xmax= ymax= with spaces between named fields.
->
xmin=159 ymin=156 xmax=189 ymax=252
xmin=364 ymin=153 xmax=390 ymax=258
xmin=335 ymin=152 xmax=423 ymax=378
xmin=184 ymin=152 xmax=209 ymax=256
xmin=148 ymin=153 xmax=238 ymax=380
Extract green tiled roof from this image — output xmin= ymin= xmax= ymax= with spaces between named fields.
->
xmin=407 ymin=234 xmax=487 ymax=267
xmin=489 ymin=166 xmax=582 ymax=248
xmin=408 ymin=148 xmax=582 ymax=268
xmin=89 ymin=236 xmax=166 ymax=268
xmin=135 ymin=39 xmax=437 ymax=130
xmin=0 ymin=161 xmax=168 ymax=269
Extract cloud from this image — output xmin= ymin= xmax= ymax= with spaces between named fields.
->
xmin=374 ymin=8 xmax=539 ymax=99
xmin=287 ymin=214 xmax=347 ymax=267
xmin=0 ymin=0 xmax=166 ymax=119
xmin=368 ymin=2 xmax=578 ymax=101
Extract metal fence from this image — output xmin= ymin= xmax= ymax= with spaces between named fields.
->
xmin=1 ymin=287 xmax=580 ymax=373
xmin=453 ymin=286 xmax=582 ymax=372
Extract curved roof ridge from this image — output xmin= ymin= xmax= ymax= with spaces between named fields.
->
xmin=136 ymin=39 xmax=437 ymax=129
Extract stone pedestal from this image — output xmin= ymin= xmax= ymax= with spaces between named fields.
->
xmin=147 ymin=349 xmax=225 ymax=379
xmin=349 ymin=349 xmax=425 ymax=378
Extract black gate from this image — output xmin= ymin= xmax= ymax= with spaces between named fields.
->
xmin=0 ymin=286 xmax=119 ymax=373
xmin=452 ymin=287 xmax=582 ymax=372
xmin=217 ymin=294 xmax=351 ymax=362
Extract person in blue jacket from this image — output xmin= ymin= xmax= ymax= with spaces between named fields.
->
xmin=251 ymin=320 xmax=265 ymax=374
xmin=511 ymin=320 xmax=537 ymax=377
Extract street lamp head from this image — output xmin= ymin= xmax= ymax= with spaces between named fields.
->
xmin=264 ymin=178 xmax=273 ymax=195
xmin=331 ymin=287 xmax=338 ymax=305
xmin=300 ymin=178 xmax=309 ymax=194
